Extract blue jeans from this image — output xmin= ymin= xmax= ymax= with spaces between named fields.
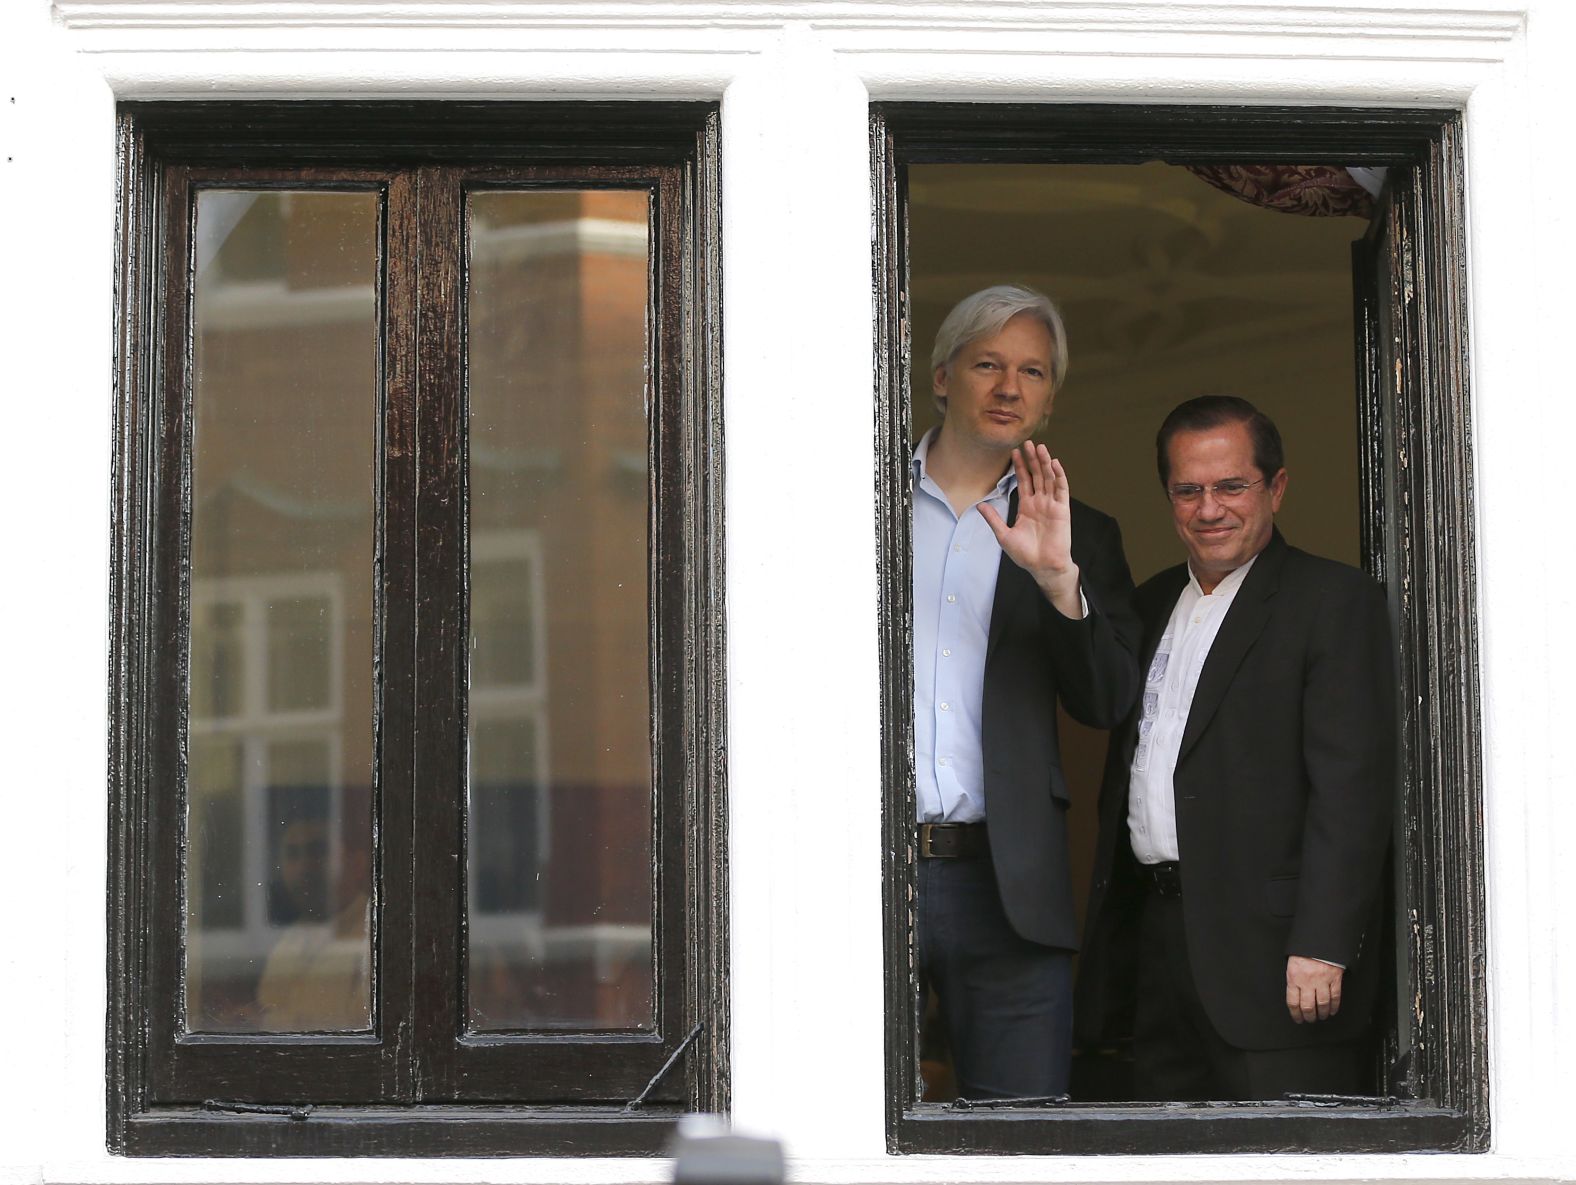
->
xmin=917 ymin=855 xmax=1073 ymax=1100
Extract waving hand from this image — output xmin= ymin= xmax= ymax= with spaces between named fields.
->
xmin=978 ymin=443 xmax=1083 ymax=618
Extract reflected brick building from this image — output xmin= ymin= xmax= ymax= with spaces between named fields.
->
xmin=186 ymin=188 xmax=657 ymax=1034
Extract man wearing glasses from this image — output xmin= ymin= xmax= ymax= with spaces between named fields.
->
xmin=1076 ymin=395 xmax=1396 ymax=1100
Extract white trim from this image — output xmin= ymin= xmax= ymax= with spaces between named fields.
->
xmin=53 ymin=3 xmax=1524 ymax=42
xmin=52 ymin=2 xmax=1523 ymax=103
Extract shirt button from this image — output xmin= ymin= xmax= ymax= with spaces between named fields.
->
xmin=938 ymin=756 xmax=950 ymax=766
xmin=953 ymin=545 xmax=963 ymax=553
xmin=946 ymin=594 xmax=957 ymax=604
xmin=941 ymin=648 xmax=952 ymax=657
xmin=939 ymin=702 xmax=950 ymax=712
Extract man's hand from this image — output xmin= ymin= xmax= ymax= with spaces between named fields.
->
xmin=1286 ymin=956 xmax=1343 ymax=1023
xmin=978 ymin=443 xmax=1082 ymax=618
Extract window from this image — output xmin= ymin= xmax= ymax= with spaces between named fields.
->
xmin=107 ymin=102 xmax=726 ymax=1156
xmin=873 ymin=104 xmax=1486 ymax=1153
xmin=186 ymin=571 xmax=353 ymax=1032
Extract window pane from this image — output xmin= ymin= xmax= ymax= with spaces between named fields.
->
xmin=183 ymin=189 xmax=376 ymax=1034
xmin=465 ymin=189 xmax=654 ymax=1032
xmin=470 ymin=717 xmax=543 ymax=917
xmin=188 ymin=738 xmax=245 ymax=931
xmin=266 ymin=595 xmax=334 ymax=713
xmin=471 ymin=557 xmax=539 ymax=689
xmin=190 ymin=601 xmax=244 ymax=719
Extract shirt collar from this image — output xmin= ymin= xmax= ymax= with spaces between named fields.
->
xmin=911 ymin=427 xmax=1018 ymax=499
xmin=1187 ymin=550 xmax=1259 ymax=599
xmin=911 ymin=426 xmax=936 ymax=479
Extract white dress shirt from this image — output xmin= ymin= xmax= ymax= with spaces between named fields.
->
xmin=912 ymin=430 xmax=1014 ymax=823
xmin=912 ymin=429 xmax=1091 ymax=824
xmin=1127 ymin=555 xmax=1258 ymax=864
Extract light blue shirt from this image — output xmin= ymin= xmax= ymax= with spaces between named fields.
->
xmin=912 ymin=429 xmax=1015 ymax=823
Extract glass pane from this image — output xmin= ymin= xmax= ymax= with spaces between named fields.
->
xmin=264 ymin=740 xmax=334 ymax=926
xmin=189 ymin=738 xmax=245 ymax=931
xmin=191 ymin=601 xmax=244 ymax=719
xmin=470 ymin=717 xmax=543 ymax=916
xmin=182 ymin=189 xmax=377 ymax=1034
xmin=471 ymin=557 xmax=539 ymax=688
xmin=266 ymin=595 xmax=333 ymax=712
xmin=465 ymin=189 xmax=654 ymax=1032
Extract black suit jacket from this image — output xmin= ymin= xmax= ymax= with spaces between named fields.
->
xmin=1076 ymin=531 xmax=1396 ymax=1050
xmin=979 ymin=497 xmax=1141 ymax=951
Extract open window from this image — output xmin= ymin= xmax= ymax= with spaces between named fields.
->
xmin=873 ymin=104 xmax=1485 ymax=1154
xmin=107 ymin=102 xmax=726 ymax=1156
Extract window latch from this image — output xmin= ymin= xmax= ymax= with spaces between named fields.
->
xmin=624 ymin=1020 xmax=705 ymax=1112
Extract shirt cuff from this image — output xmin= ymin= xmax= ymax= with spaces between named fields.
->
xmin=1078 ymin=588 xmax=1090 ymax=619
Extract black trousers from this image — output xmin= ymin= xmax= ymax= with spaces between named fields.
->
xmin=917 ymin=856 xmax=1073 ymax=1100
xmin=1133 ymin=890 xmax=1364 ymax=1101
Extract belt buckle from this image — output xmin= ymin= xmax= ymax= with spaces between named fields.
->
xmin=919 ymin=824 xmax=936 ymax=859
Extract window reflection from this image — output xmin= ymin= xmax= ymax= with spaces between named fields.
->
xmin=182 ymin=190 xmax=376 ymax=1034
xmin=464 ymin=190 xmax=654 ymax=1032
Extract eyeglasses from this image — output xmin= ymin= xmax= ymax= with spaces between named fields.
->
xmin=1166 ymin=478 xmax=1264 ymax=505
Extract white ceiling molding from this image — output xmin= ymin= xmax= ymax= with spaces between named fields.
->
xmin=53 ymin=1 xmax=1525 ymax=42
xmin=51 ymin=1 xmax=1526 ymax=103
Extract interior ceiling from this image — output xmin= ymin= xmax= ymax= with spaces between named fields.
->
xmin=909 ymin=162 xmax=1365 ymax=399
xmin=907 ymin=161 xmax=1369 ymax=574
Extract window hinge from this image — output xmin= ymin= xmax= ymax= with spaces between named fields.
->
xmin=202 ymin=1098 xmax=313 ymax=1121
xmin=624 ymin=1020 xmax=705 ymax=1112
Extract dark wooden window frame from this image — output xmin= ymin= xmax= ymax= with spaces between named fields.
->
xmin=108 ymin=101 xmax=727 ymax=1157
xmin=872 ymin=103 xmax=1487 ymax=1155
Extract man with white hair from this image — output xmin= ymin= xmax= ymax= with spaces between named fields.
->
xmin=913 ymin=284 xmax=1140 ymax=1099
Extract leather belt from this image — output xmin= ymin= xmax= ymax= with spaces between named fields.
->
xmin=1136 ymin=860 xmax=1182 ymax=898
xmin=918 ymin=821 xmax=990 ymax=860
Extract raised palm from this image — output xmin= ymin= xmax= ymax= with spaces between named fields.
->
xmin=978 ymin=443 xmax=1075 ymax=581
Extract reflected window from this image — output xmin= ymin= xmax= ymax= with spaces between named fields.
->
xmin=185 ymin=573 xmax=366 ymax=1034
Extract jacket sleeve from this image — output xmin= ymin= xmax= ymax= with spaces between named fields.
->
xmin=1287 ymin=573 xmax=1398 ymax=966
xmin=1039 ymin=509 xmax=1142 ymax=729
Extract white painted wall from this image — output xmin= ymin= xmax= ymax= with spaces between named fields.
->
xmin=1 ymin=2 xmax=1572 ymax=1183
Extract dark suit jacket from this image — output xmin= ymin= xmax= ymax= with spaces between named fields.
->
xmin=980 ymin=497 xmax=1141 ymax=951
xmin=1076 ymin=531 xmax=1396 ymax=1050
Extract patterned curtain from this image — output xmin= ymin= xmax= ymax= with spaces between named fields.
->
xmin=1186 ymin=165 xmax=1376 ymax=219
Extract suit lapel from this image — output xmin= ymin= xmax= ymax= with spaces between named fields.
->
xmin=1177 ymin=532 xmax=1287 ymax=763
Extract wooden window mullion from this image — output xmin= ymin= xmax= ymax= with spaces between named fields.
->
xmin=410 ymin=162 xmax=468 ymax=1100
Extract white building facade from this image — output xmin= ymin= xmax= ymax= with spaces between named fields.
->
xmin=1 ymin=1 xmax=1571 ymax=1183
